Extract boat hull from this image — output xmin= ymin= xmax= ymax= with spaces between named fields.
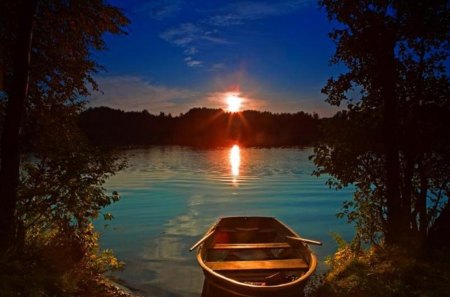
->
xmin=195 ymin=217 xmax=317 ymax=297
xmin=201 ymin=269 xmax=307 ymax=297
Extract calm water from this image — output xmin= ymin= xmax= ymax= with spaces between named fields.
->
xmin=97 ymin=146 xmax=354 ymax=297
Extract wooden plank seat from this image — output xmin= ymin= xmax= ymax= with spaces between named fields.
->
xmin=212 ymin=243 xmax=292 ymax=250
xmin=205 ymin=259 xmax=308 ymax=271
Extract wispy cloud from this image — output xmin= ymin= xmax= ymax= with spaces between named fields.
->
xmin=201 ymin=35 xmax=231 ymax=44
xmin=183 ymin=46 xmax=198 ymax=55
xmin=160 ymin=23 xmax=230 ymax=68
xmin=210 ymin=63 xmax=226 ymax=71
xmin=160 ymin=23 xmax=230 ymax=46
xmin=139 ymin=0 xmax=183 ymax=20
xmin=88 ymin=76 xmax=202 ymax=114
xmin=208 ymin=0 xmax=311 ymax=26
xmin=208 ymin=14 xmax=245 ymax=27
xmin=157 ymin=1 xmax=312 ymax=70
xmin=184 ymin=56 xmax=202 ymax=68
xmin=160 ymin=23 xmax=201 ymax=46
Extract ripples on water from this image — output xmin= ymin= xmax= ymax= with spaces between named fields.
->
xmin=98 ymin=146 xmax=354 ymax=297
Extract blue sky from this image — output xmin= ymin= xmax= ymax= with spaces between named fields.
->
xmin=90 ymin=0 xmax=343 ymax=116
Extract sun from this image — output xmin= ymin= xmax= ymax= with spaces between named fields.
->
xmin=226 ymin=94 xmax=242 ymax=112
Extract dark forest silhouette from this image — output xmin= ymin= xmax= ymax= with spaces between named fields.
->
xmin=79 ymin=106 xmax=321 ymax=147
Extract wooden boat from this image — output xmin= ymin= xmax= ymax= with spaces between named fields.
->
xmin=190 ymin=217 xmax=321 ymax=297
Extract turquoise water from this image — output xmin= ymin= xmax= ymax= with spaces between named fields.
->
xmin=98 ymin=146 xmax=354 ymax=297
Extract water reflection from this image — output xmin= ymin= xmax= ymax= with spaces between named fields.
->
xmin=99 ymin=147 xmax=354 ymax=296
xmin=230 ymin=144 xmax=240 ymax=185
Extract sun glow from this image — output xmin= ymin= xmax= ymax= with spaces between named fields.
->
xmin=226 ymin=94 xmax=242 ymax=112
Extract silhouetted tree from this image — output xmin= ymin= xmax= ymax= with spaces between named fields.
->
xmin=0 ymin=0 xmax=128 ymax=254
xmin=314 ymin=0 xmax=450 ymax=249
xmin=0 ymin=0 xmax=38 ymax=251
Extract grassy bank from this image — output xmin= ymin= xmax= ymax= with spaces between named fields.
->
xmin=0 ymin=223 xmax=136 ymax=297
xmin=308 ymin=237 xmax=450 ymax=297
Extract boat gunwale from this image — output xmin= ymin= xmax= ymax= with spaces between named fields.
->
xmin=196 ymin=216 xmax=318 ymax=290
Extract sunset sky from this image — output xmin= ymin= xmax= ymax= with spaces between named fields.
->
xmin=90 ymin=0 xmax=344 ymax=117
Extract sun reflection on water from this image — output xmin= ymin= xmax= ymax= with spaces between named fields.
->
xmin=230 ymin=144 xmax=240 ymax=185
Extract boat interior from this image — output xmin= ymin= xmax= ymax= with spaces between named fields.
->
xmin=201 ymin=217 xmax=312 ymax=286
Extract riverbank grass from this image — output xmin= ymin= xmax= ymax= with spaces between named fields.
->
xmin=0 ymin=223 xmax=135 ymax=297
xmin=309 ymin=236 xmax=450 ymax=297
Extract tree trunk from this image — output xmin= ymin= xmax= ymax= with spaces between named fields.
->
xmin=417 ymin=161 xmax=428 ymax=243
xmin=402 ymin=150 xmax=414 ymax=233
xmin=380 ymin=38 xmax=404 ymax=246
xmin=0 ymin=0 xmax=38 ymax=251
xmin=428 ymin=201 xmax=450 ymax=250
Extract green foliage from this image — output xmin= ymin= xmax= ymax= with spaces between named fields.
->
xmin=1 ymin=106 xmax=127 ymax=294
xmin=18 ymin=107 xmax=126 ymax=232
xmin=313 ymin=110 xmax=388 ymax=245
xmin=309 ymin=240 xmax=450 ymax=297
xmin=0 ymin=223 xmax=125 ymax=297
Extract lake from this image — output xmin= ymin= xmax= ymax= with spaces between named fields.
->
xmin=97 ymin=146 xmax=354 ymax=297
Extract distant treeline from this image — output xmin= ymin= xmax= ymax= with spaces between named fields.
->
xmin=79 ymin=107 xmax=322 ymax=147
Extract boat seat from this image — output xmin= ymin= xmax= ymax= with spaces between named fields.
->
xmin=205 ymin=259 xmax=308 ymax=271
xmin=235 ymin=227 xmax=259 ymax=232
xmin=212 ymin=243 xmax=291 ymax=250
